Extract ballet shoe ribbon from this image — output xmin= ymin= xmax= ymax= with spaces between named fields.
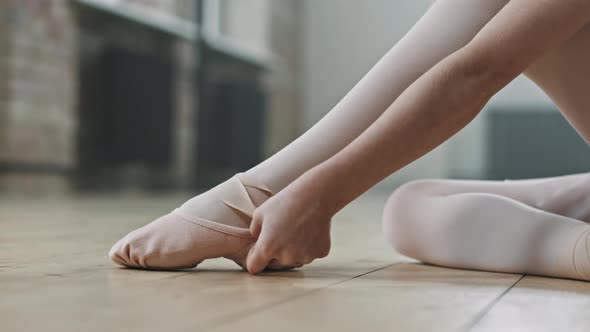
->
xmin=172 ymin=208 xmax=252 ymax=238
xmin=221 ymin=173 xmax=273 ymax=218
xmin=172 ymin=173 xmax=273 ymax=238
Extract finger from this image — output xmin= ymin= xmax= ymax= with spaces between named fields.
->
xmin=266 ymin=258 xmax=302 ymax=270
xmin=249 ymin=215 xmax=263 ymax=239
xmin=277 ymin=253 xmax=299 ymax=267
xmin=246 ymin=243 xmax=272 ymax=275
xmin=266 ymin=258 xmax=283 ymax=270
xmin=301 ymin=256 xmax=315 ymax=265
xmin=266 ymin=264 xmax=303 ymax=271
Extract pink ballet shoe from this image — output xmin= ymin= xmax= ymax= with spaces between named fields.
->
xmin=109 ymin=173 xmax=280 ymax=270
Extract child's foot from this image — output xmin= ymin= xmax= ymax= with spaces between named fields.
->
xmin=108 ymin=173 xmax=274 ymax=270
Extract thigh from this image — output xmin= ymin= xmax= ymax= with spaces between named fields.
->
xmin=525 ymin=23 xmax=590 ymax=143
xmin=402 ymin=172 xmax=590 ymax=222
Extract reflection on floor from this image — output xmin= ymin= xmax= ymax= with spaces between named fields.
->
xmin=1 ymin=191 xmax=589 ymax=332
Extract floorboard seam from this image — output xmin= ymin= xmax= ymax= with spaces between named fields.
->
xmin=461 ymin=274 xmax=526 ymax=332
xmin=203 ymin=262 xmax=400 ymax=332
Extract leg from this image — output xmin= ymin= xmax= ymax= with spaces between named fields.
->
xmin=383 ymin=174 xmax=590 ymax=281
xmin=393 ymin=173 xmax=590 ymax=222
xmin=380 ymin=22 xmax=590 ymax=281
xmin=525 ymin=23 xmax=590 ymax=143
xmin=109 ymin=0 xmax=510 ymax=270
xmin=248 ymin=0 xmax=510 ymax=192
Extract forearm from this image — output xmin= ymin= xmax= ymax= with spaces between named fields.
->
xmin=308 ymin=50 xmax=501 ymax=215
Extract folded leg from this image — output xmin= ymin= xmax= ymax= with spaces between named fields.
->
xmin=405 ymin=172 xmax=590 ymax=222
xmin=383 ymin=174 xmax=590 ymax=281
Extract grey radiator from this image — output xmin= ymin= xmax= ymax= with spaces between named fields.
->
xmin=486 ymin=109 xmax=590 ymax=180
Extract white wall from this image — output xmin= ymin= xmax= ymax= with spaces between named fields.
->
xmin=300 ymin=0 xmax=430 ymax=129
xmin=221 ymin=0 xmax=271 ymax=54
xmin=300 ymin=0 xmax=442 ymax=189
xmin=299 ymin=0 xmax=554 ymax=188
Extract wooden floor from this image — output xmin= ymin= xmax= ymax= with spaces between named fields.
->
xmin=2 ymin=191 xmax=590 ymax=332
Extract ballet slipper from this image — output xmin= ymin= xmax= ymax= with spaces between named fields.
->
xmin=108 ymin=173 xmax=293 ymax=270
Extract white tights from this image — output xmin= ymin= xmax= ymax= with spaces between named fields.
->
xmin=383 ymin=173 xmax=590 ymax=281
xmin=246 ymin=0 xmax=511 ymax=192
xmin=379 ymin=5 xmax=590 ymax=282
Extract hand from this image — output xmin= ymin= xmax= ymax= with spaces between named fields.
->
xmin=246 ymin=174 xmax=333 ymax=274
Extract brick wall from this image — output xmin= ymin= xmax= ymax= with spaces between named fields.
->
xmin=0 ymin=0 xmax=78 ymax=193
xmin=0 ymin=0 xmax=196 ymax=193
xmin=0 ymin=4 xmax=9 ymax=165
xmin=0 ymin=0 xmax=300 ymax=193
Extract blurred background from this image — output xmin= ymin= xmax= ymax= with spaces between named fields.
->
xmin=0 ymin=0 xmax=589 ymax=196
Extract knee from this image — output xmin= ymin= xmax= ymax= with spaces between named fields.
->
xmin=382 ymin=180 xmax=434 ymax=257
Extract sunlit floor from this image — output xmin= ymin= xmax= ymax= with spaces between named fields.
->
xmin=1 ymin=190 xmax=589 ymax=332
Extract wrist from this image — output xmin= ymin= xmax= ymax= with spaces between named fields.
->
xmin=300 ymin=162 xmax=352 ymax=216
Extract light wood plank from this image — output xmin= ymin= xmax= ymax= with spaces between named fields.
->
xmin=10 ymin=191 xmax=582 ymax=332
xmin=0 ymin=192 xmax=403 ymax=332
xmin=210 ymin=263 xmax=520 ymax=332
xmin=470 ymin=275 xmax=590 ymax=332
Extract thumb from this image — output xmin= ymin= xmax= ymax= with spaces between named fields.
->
xmin=246 ymin=242 xmax=271 ymax=275
xmin=249 ymin=213 xmax=263 ymax=239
